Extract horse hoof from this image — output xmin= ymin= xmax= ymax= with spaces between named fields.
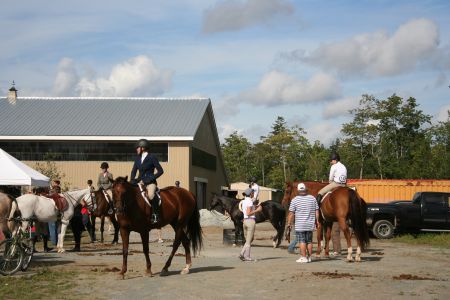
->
xmin=314 ymin=254 xmax=321 ymax=258
xmin=118 ymin=273 xmax=125 ymax=280
xmin=145 ymin=271 xmax=154 ymax=277
xmin=355 ymin=257 xmax=361 ymax=262
xmin=180 ymin=268 xmax=189 ymax=275
xmin=347 ymin=258 xmax=354 ymax=262
xmin=160 ymin=269 xmax=169 ymax=277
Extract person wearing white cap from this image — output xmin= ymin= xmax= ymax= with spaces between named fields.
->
xmin=239 ymin=188 xmax=262 ymax=262
xmin=287 ymin=182 xmax=319 ymax=263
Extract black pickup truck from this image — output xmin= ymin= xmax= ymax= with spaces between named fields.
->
xmin=366 ymin=192 xmax=450 ymax=239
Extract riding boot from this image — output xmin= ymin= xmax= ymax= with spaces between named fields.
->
xmin=42 ymin=236 xmax=53 ymax=252
xmin=316 ymin=194 xmax=323 ymax=207
xmin=151 ymin=195 xmax=160 ymax=224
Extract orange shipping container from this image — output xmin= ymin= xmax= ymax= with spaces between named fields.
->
xmin=347 ymin=179 xmax=450 ymax=203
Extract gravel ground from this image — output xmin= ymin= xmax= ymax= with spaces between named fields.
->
xmin=28 ymin=222 xmax=450 ymax=300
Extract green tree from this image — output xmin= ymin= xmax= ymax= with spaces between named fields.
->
xmin=221 ymin=131 xmax=255 ymax=183
xmin=430 ymin=111 xmax=450 ymax=178
xmin=34 ymin=153 xmax=70 ymax=191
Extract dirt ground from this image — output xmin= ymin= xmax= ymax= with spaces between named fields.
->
xmin=29 ymin=222 xmax=450 ymax=300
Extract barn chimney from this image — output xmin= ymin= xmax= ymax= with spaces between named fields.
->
xmin=7 ymin=81 xmax=17 ymax=105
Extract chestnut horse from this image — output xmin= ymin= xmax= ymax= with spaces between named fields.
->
xmin=112 ymin=176 xmax=202 ymax=278
xmin=282 ymin=181 xmax=370 ymax=262
xmin=84 ymin=190 xmax=120 ymax=244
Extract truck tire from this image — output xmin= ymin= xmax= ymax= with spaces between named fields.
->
xmin=372 ymin=219 xmax=394 ymax=239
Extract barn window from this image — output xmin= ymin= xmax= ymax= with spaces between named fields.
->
xmin=0 ymin=141 xmax=168 ymax=162
xmin=192 ymin=147 xmax=216 ymax=171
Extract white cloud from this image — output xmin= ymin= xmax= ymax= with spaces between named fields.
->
xmin=323 ymin=96 xmax=359 ymax=119
xmin=305 ymin=122 xmax=341 ymax=146
xmin=51 ymin=55 xmax=173 ymax=97
xmin=218 ymin=123 xmax=242 ymax=142
xmin=240 ymin=70 xmax=341 ymax=106
xmin=437 ymin=104 xmax=450 ymax=122
xmin=202 ymin=0 xmax=294 ymax=33
xmin=292 ymin=19 xmax=441 ymax=77
xmin=52 ymin=58 xmax=79 ymax=96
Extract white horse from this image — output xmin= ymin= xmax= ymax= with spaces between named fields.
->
xmin=9 ymin=189 xmax=91 ymax=253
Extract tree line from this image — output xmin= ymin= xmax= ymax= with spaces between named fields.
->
xmin=221 ymin=94 xmax=450 ymax=189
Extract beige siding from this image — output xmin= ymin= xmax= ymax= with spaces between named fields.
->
xmin=24 ymin=141 xmax=191 ymax=190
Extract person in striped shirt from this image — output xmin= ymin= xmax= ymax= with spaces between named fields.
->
xmin=287 ymin=182 xmax=319 ymax=263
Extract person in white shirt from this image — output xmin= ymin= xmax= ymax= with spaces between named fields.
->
xmin=317 ymin=153 xmax=347 ymax=205
xmin=239 ymin=188 xmax=262 ymax=262
xmin=249 ymin=177 xmax=260 ymax=204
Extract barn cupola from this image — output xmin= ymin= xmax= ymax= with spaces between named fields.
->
xmin=7 ymin=81 xmax=17 ymax=105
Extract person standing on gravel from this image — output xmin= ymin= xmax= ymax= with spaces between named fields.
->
xmin=287 ymin=182 xmax=319 ymax=263
xmin=239 ymin=188 xmax=262 ymax=262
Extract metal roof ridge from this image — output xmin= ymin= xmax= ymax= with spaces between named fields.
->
xmin=13 ymin=97 xmax=210 ymax=101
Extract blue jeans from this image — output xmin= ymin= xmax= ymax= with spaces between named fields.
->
xmin=48 ymin=222 xmax=58 ymax=245
xmin=288 ymin=233 xmax=298 ymax=253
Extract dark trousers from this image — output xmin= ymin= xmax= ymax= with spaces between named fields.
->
xmin=70 ymin=215 xmax=83 ymax=248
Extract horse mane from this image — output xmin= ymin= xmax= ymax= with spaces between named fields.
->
xmin=114 ymin=176 xmax=129 ymax=184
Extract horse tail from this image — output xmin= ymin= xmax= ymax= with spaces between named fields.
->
xmin=186 ymin=198 xmax=203 ymax=256
xmin=349 ymin=189 xmax=370 ymax=250
xmin=7 ymin=198 xmax=19 ymax=233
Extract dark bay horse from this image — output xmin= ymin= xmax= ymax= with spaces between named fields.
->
xmin=209 ymin=194 xmax=286 ymax=248
xmin=112 ymin=176 xmax=202 ymax=278
xmin=85 ymin=190 xmax=119 ymax=244
xmin=282 ymin=181 xmax=370 ymax=262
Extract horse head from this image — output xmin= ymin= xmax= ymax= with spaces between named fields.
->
xmin=209 ymin=193 xmax=225 ymax=214
xmin=281 ymin=181 xmax=295 ymax=208
xmin=112 ymin=176 xmax=130 ymax=214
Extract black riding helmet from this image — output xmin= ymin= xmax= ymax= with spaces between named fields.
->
xmin=330 ymin=153 xmax=340 ymax=161
xmin=101 ymin=162 xmax=109 ymax=169
xmin=136 ymin=138 xmax=150 ymax=149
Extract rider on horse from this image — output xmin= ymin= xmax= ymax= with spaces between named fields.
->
xmin=130 ymin=139 xmax=164 ymax=224
xmin=316 ymin=152 xmax=347 ymax=205
xmin=98 ymin=162 xmax=114 ymax=213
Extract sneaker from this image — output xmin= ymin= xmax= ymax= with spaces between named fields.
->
xmin=243 ymin=258 xmax=257 ymax=262
xmin=307 ymin=256 xmax=312 ymax=263
xmin=331 ymin=251 xmax=340 ymax=256
xmin=296 ymin=257 xmax=308 ymax=263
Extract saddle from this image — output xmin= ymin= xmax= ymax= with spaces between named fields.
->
xmin=44 ymin=194 xmax=69 ymax=212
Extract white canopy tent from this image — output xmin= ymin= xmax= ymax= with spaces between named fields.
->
xmin=0 ymin=148 xmax=50 ymax=186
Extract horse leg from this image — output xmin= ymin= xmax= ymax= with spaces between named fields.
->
xmin=119 ymin=228 xmax=130 ymax=279
xmin=111 ymin=216 xmax=120 ymax=244
xmin=180 ymin=232 xmax=192 ymax=275
xmin=355 ymin=240 xmax=362 ymax=262
xmin=324 ymin=223 xmax=332 ymax=258
xmin=161 ymin=225 xmax=183 ymax=276
xmin=140 ymin=231 xmax=152 ymax=276
xmin=90 ymin=215 xmax=97 ymax=242
xmin=315 ymin=222 xmax=322 ymax=258
xmin=100 ymin=216 xmax=105 ymax=244
xmin=338 ymin=218 xmax=353 ymax=262
xmin=58 ymin=220 xmax=69 ymax=253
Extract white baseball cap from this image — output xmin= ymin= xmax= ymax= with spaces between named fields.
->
xmin=297 ymin=183 xmax=306 ymax=191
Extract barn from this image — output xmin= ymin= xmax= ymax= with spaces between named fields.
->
xmin=0 ymin=87 xmax=228 ymax=209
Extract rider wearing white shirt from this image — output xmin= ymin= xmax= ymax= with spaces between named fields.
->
xmin=250 ymin=177 xmax=260 ymax=204
xmin=317 ymin=153 xmax=347 ymax=205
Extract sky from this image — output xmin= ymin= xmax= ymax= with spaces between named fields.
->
xmin=1 ymin=0 xmax=449 ymax=144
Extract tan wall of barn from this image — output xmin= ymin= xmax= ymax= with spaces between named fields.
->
xmin=24 ymin=141 xmax=191 ymax=191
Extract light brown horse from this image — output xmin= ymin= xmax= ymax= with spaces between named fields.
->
xmin=0 ymin=192 xmax=17 ymax=238
xmin=112 ymin=176 xmax=202 ymax=278
xmin=282 ymin=181 xmax=370 ymax=262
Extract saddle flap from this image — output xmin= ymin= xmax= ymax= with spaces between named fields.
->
xmin=46 ymin=194 xmax=68 ymax=212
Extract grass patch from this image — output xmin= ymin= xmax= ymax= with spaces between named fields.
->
xmin=392 ymin=233 xmax=450 ymax=248
xmin=0 ymin=268 xmax=78 ymax=300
